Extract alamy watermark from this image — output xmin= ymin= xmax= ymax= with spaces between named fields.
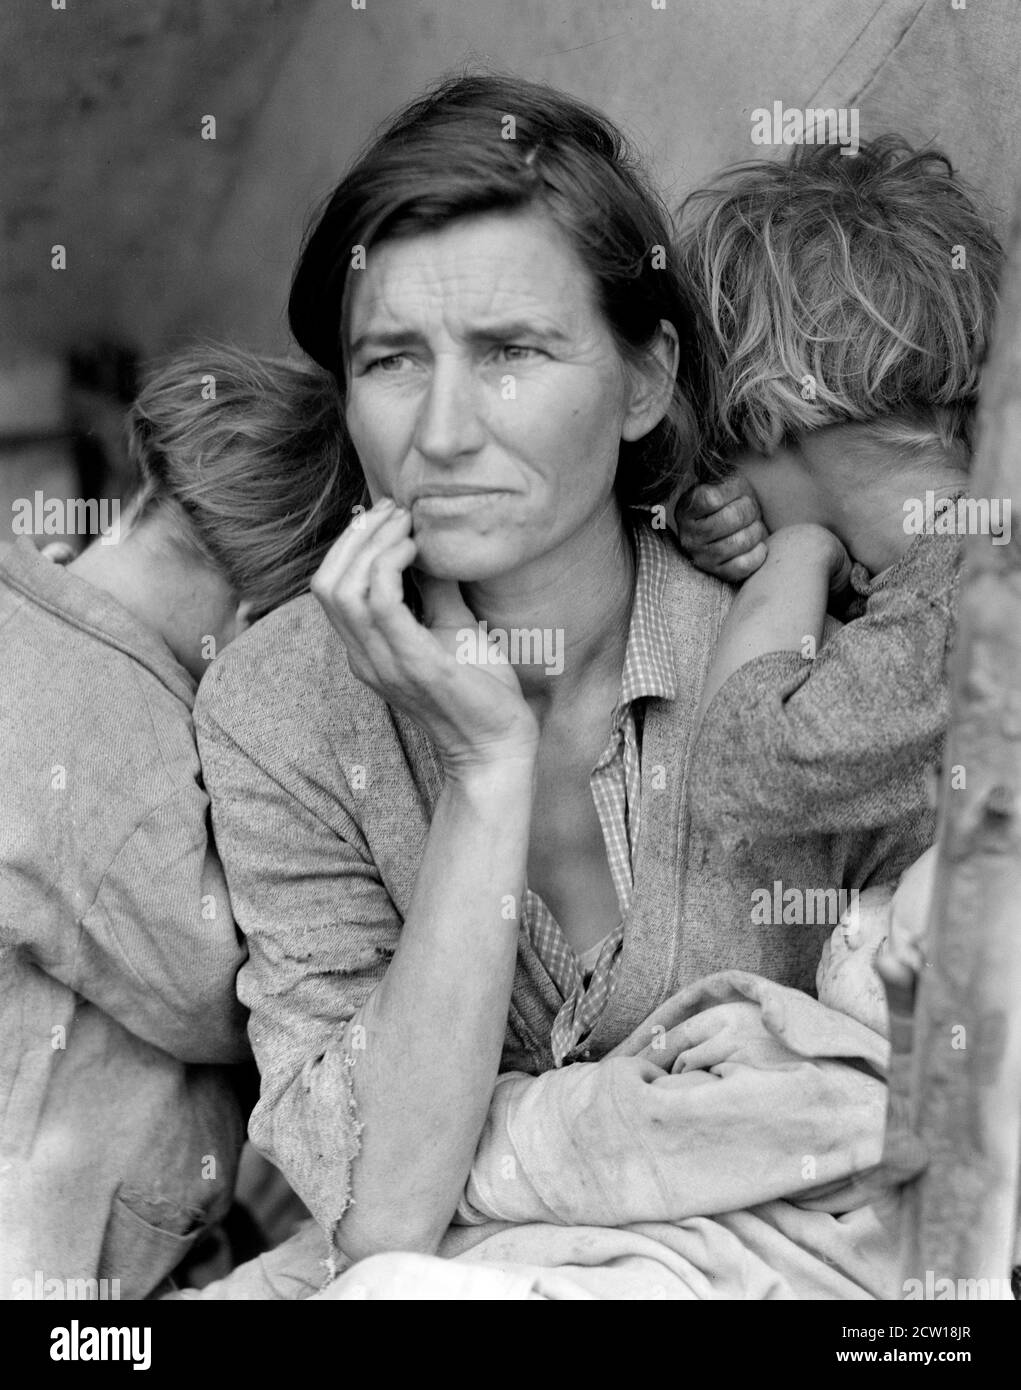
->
xmin=750 ymin=102 xmax=860 ymax=156
xmin=50 ymin=1320 xmax=150 ymax=1371
xmin=903 ymin=1271 xmax=1014 ymax=1301
xmin=903 ymin=491 xmax=1011 ymax=545
xmin=11 ymin=1271 xmax=121 ymax=1299
xmin=11 ymin=491 xmax=121 ymax=545
xmin=751 ymin=880 xmax=859 ymax=927
xmin=455 ymin=622 xmax=565 ymax=677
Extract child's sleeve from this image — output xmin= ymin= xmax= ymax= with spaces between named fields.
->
xmin=72 ymin=788 xmax=251 ymax=1064
xmin=689 ymin=534 xmax=961 ymax=840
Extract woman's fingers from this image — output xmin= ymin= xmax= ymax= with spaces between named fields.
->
xmin=364 ymin=534 xmax=418 ymax=620
xmin=338 ymin=507 xmax=413 ymax=605
xmin=312 ymin=504 xmax=423 ymax=684
xmin=417 ymin=576 xmax=477 ymax=632
xmin=314 ymin=497 xmax=401 ymax=591
xmin=311 ymin=497 xmax=536 ymax=763
xmin=313 ymin=505 xmax=410 ymax=621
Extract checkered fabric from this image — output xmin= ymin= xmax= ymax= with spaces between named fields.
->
xmin=525 ymin=525 xmax=676 ymax=1066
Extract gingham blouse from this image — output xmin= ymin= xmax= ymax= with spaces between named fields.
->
xmin=523 ymin=525 xmax=676 ymax=1065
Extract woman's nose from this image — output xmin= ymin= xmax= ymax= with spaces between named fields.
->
xmin=413 ymin=359 xmax=486 ymax=462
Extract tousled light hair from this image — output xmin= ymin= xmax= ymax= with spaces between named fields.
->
xmin=128 ymin=346 xmax=361 ymax=621
xmin=289 ymin=72 xmax=704 ymax=506
xmin=677 ymin=136 xmax=1002 ymax=476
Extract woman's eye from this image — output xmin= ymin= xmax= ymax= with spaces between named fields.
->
xmin=368 ymin=354 xmax=410 ymax=373
xmin=497 ymin=344 xmax=542 ymax=363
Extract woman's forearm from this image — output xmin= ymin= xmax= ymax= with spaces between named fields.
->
xmin=336 ymin=756 xmax=534 ymax=1261
xmin=695 ymin=524 xmax=840 ymax=724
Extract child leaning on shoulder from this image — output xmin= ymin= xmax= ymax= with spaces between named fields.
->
xmin=673 ymin=137 xmax=1001 ymax=886
xmin=0 ymin=346 xmax=360 ymax=1299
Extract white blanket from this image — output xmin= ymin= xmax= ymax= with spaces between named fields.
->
xmin=184 ymin=972 xmax=904 ymax=1300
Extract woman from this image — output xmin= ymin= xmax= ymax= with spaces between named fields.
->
xmin=193 ymin=75 xmax=934 ymax=1277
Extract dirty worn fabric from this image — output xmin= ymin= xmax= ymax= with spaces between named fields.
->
xmin=320 ymin=1199 xmax=899 ymax=1301
xmin=194 ymin=523 xmax=934 ymax=1246
xmin=456 ymin=971 xmax=888 ymax=1228
xmin=175 ymin=969 xmax=897 ymax=1301
xmin=690 ymin=530 xmax=962 ymax=845
xmin=0 ymin=537 xmax=250 ymax=1301
xmin=345 ymin=970 xmax=897 ymax=1300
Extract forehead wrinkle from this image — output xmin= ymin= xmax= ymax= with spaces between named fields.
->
xmin=351 ymin=220 xmax=599 ymax=346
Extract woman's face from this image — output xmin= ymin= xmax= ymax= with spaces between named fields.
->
xmin=344 ymin=209 xmax=658 ymax=581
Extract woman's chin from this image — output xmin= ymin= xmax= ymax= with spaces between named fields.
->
xmin=412 ymin=533 xmax=512 ymax=583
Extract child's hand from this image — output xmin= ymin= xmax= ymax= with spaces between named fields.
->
xmin=674 ymin=475 xmax=768 ymax=582
xmin=764 ymin=523 xmax=852 ymax=596
xmin=823 ymin=531 xmax=853 ymax=597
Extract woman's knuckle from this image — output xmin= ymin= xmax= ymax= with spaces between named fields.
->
xmin=365 ymin=585 xmax=392 ymax=621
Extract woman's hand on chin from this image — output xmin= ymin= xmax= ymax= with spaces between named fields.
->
xmin=311 ymin=497 xmax=539 ymax=776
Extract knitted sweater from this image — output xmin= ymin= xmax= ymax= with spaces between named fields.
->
xmin=690 ymin=530 xmax=961 ymax=842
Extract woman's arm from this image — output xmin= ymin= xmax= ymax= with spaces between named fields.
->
xmin=341 ymin=759 xmax=531 ymax=1259
xmin=306 ymin=501 xmax=541 ymax=1258
xmin=695 ymin=523 xmax=849 ymax=724
xmin=197 ymin=631 xmax=536 ymax=1261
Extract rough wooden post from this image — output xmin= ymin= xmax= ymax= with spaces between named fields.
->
xmin=898 ymin=195 xmax=1021 ymax=1300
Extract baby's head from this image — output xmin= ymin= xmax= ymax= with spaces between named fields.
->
xmin=816 ymin=884 xmax=894 ymax=1032
xmin=817 ymin=846 xmax=938 ymax=1033
xmin=124 ymin=346 xmax=361 ymax=641
xmin=678 ymin=138 xmax=1001 ymax=546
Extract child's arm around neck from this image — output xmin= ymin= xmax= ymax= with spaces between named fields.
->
xmin=795 ymin=425 xmax=971 ymax=580
xmin=694 ymin=522 xmax=849 ymax=726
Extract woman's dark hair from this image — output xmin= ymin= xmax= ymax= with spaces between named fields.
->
xmin=288 ymin=73 xmax=702 ymax=506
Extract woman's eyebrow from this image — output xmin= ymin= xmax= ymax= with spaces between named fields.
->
xmin=349 ymin=328 xmax=423 ymax=356
xmin=350 ymin=320 xmax=572 ymax=356
xmin=467 ymin=319 xmax=570 ymax=345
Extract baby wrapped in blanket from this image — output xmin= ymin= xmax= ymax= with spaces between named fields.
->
xmin=182 ymin=859 xmax=937 ymax=1301
xmin=816 ymin=847 xmax=935 ymax=1035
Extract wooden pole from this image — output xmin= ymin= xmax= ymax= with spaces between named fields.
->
xmin=898 ymin=195 xmax=1021 ymax=1300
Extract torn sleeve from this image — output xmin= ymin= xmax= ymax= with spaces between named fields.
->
xmin=195 ymin=685 xmax=399 ymax=1244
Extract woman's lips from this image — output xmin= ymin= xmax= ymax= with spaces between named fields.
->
xmin=410 ymin=490 xmax=511 ymax=518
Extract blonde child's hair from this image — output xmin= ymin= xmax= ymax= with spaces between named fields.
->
xmin=677 ymin=137 xmax=1002 ymax=477
xmin=127 ymin=345 xmax=362 ymax=620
